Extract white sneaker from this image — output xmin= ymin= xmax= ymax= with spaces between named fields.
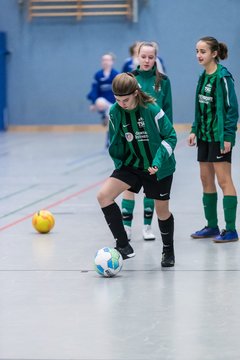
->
xmin=143 ymin=225 xmax=155 ymax=241
xmin=124 ymin=225 xmax=132 ymax=241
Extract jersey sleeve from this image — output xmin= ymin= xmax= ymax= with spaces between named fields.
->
xmin=151 ymin=108 xmax=177 ymax=169
xmin=222 ymin=76 xmax=239 ymax=143
xmin=87 ymin=73 xmax=99 ymax=104
xmin=162 ymin=77 xmax=173 ymax=123
xmin=108 ymin=106 xmax=126 ymax=169
xmin=108 ymin=108 xmax=116 ymax=142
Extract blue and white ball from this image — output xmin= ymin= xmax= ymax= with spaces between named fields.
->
xmin=94 ymin=247 xmax=123 ymax=277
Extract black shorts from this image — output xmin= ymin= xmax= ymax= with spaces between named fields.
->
xmin=110 ymin=165 xmax=173 ymax=200
xmin=197 ymin=139 xmax=232 ymax=163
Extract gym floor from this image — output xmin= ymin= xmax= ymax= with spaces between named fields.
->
xmin=0 ymin=129 xmax=240 ymax=360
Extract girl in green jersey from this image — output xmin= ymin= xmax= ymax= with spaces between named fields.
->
xmin=121 ymin=42 xmax=173 ymax=242
xmin=188 ymin=36 xmax=238 ymax=242
xmin=97 ymin=73 xmax=176 ymax=267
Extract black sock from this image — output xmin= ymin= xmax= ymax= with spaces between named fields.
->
xmin=158 ymin=214 xmax=174 ymax=250
xmin=101 ymin=203 xmax=128 ymax=248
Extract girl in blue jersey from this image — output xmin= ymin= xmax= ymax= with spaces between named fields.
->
xmin=87 ymin=53 xmax=119 ymax=146
xmin=121 ymin=42 xmax=140 ymax=73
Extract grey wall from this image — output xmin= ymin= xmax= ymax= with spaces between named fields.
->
xmin=0 ymin=0 xmax=240 ymax=125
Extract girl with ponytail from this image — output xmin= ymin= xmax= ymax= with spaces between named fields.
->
xmin=188 ymin=36 xmax=239 ymax=243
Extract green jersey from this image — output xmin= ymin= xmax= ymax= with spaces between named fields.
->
xmin=191 ymin=64 xmax=238 ymax=150
xmin=132 ymin=66 xmax=173 ymax=122
xmin=198 ymin=70 xmax=218 ymax=142
xmin=109 ymin=102 xmax=176 ymax=180
xmin=120 ymin=106 xmax=153 ymax=171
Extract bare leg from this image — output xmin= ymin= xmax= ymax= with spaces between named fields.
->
xmin=122 ymin=190 xmax=135 ymax=201
xmin=155 ymin=200 xmax=170 ymax=221
xmin=199 ymin=162 xmax=216 ymax=193
xmin=97 ymin=178 xmax=130 ymax=208
xmin=213 ymin=162 xmax=237 ymax=195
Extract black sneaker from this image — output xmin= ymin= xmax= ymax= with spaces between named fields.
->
xmin=161 ymin=247 xmax=175 ymax=267
xmin=115 ymin=243 xmax=135 ymax=260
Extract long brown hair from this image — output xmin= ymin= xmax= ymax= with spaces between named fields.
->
xmin=112 ymin=73 xmax=156 ymax=108
xmin=137 ymin=41 xmax=163 ymax=91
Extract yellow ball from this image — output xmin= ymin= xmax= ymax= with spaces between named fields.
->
xmin=32 ymin=210 xmax=55 ymax=234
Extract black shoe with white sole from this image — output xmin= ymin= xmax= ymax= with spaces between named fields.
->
xmin=115 ymin=243 xmax=135 ymax=260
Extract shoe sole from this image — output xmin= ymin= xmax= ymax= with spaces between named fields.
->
xmin=123 ymin=252 xmax=136 ymax=260
xmin=191 ymin=234 xmax=219 ymax=239
xmin=161 ymin=262 xmax=175 ymax=267
xmin=213 ymin=238 xmax=239 ymax=243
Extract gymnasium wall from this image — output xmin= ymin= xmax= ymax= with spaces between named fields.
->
xmin=0 ymin=0 xmax=240 ymax=126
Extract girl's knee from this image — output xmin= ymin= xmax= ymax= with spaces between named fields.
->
xmin=217 ymin=178 xmax=226 ymax=190
xmin=97 ymin=189 xmax=107 ymax=205
xmin=217 ymin=177 xmax=235 ymax=194
xmin=95 ymin=97 xmax=109 ymax=112
xmin=155 ymin=201 xmax=170 ymax=220
xmin=200 ymin=174 xmax=212 ymax=187
xmin=97 ymin=188 xmax=115 ymax=208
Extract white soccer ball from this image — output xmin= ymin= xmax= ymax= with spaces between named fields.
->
xmin=94 ymin=247 xmax=123 ymax=277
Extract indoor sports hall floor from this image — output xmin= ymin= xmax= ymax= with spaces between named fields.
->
xmin=0 ymin=129 xmax=240 ymax=360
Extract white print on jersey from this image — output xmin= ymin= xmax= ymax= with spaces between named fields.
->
xmin=137 ymin=117 xmax=145 ymax=128
xmin=135 ymin=131 xmax=149 ymax=142
xmin=152 ymin=85 xmax=161 ymax=92
xmin=205 ymin=84 xmax=212 ymax=93
xmin=199 ymin=94 xmax=213 ymax=104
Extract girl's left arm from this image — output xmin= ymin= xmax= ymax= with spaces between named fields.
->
xmin=223 ymin=76 xmax=239 ymax=142
xmin=152 ymin=110 xmax=177 ymax=169
xmin=162 ymin=78 xmax=173 ymax=123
